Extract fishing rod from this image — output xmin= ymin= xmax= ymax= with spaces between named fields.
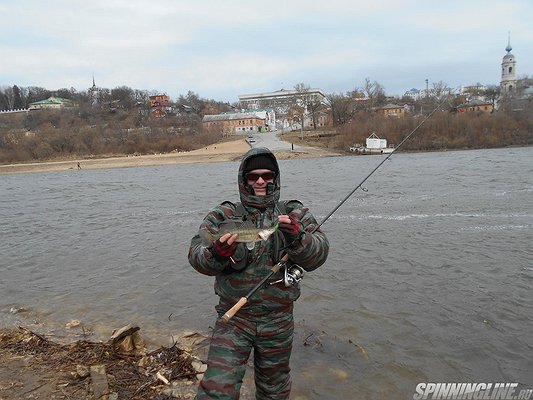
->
xmin=315 ymin=100 xmax=444 ymax=231
xmin=222 ymin=93 xmax=454 ymax=323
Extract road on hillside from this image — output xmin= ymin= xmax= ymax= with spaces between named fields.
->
xmin=247 ymin=130 xmax=313 ymax=152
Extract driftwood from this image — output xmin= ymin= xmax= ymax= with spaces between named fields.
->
xmin=109 ymin=325 xmax=140 ymax=343
xmin=0 ymin=326 xmax=202 ymax=399
xmin=90 ymin=365 xmax=110 ymax=400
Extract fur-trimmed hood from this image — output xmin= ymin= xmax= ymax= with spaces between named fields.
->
xmin=238 ymin=147 xmax=280 ymax=210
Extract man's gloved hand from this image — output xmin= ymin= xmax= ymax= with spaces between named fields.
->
xmin=209 ymin=233 xmax=238 ymax=261
xmin=278 ymin=215 xmax=302 ymax=246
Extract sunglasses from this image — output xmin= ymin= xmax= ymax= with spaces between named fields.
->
xmin=245 ymin=171 xmax=276 ymax=182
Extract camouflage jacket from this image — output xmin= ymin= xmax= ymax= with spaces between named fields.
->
xmin=188 ymin=147 xmax=329 ymax=317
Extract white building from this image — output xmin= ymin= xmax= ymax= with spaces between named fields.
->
xmin=238 ymin=88 xmax=327 ymax=129
xmin=500 ymin=34 xmax=517 ymax=94
xmin=239 ymin=88 xmax=326 ymax=111
xmin=404 ymin=88 xmax=422 ymax=100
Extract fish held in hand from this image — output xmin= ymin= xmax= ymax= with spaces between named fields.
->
xmin=201 ymin=221 xmax=278 ymax=250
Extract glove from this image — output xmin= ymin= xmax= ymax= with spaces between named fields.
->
xmin=209 ymin=238 xmax=238 ymax=261
xmin=278 ymin=216 xmax=302 ymax=246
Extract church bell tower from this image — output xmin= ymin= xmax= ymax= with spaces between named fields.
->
xmin=500 ymin=33 xmax=517 ymax=93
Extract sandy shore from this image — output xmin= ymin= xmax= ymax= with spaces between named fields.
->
xmin=0 ymin=138 xmax=341 ymax=175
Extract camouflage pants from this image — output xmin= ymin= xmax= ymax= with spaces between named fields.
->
xmin=197 ymin=311 xmax=294 ymax=400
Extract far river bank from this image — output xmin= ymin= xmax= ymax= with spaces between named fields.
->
xmin=0 ymin=137 xmax=342 ymax=175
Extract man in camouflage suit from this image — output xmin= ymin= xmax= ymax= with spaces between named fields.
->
xmin=189 ymin=147 xmax=329 ymax=399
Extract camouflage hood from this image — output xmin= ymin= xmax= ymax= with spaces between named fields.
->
xmin=238 ymin=147 xmax=280 ymax=210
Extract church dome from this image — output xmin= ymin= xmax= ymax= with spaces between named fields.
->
xmin=503 ymin=53 xmax=514 ymax=61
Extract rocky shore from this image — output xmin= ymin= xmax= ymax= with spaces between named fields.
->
xmin=0 ymin=325 xmax=215 ymax=400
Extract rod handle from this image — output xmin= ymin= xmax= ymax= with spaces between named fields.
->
xmin=221 ymin=297 xmax=248 ymax=323
xmin=221 ymin=254 xmax=290 ymax=323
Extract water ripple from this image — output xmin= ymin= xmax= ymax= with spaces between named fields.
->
xmin=1 ymin=147 xmax=532 ymax=398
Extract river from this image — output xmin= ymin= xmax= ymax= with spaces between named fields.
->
xmin=1 ymin=147 xmax=532 ymax=399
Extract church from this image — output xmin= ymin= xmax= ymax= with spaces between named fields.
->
xmin=498 ymin=34 xmax=533 ymax=110
xmin=500 ymin=34 xmax=516 ymax=94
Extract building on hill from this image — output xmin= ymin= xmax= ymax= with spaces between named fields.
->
xmin=375 ymin=103 xmax=408 ymax=118
xmin=239 ymin=88 xmax=326 ymax=111
xmin=495 ymin=33 xmax=533 ymax=111
xmin=500 ymin=33 xmax=517 ymax=94
xmin=28 ymin=96 xmax=76 ymax=110
xmin=315 ymin=110 xmax=331 ymax=127
xmin=88 ymin=76 xmax=101 ymax=106
xmin=403 ymin=88 xmax=422 ymax=101
xmin=202 ymin=111 xmax=273 ymax=136
xmin=148 ymin=95 xmax=171 ymax=118
xmin=455 ymin=100 xmax=494 ymax=113
xmin=148 ymin=95 xmax=170 ymax=108
xmin=460 ymin=84 xmax=490 ymax=102
xmin=403 ymin=86 xmax=453 ymax=102
xmin=238 ymin=88 xmax=327 ymax=129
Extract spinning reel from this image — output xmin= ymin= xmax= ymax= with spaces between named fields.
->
xmin=270 ymin=263 xmax=305 ymax=288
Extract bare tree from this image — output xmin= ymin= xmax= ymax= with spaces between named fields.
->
xmin=0 ymin=87 xmax=8 ymax=110
xmin=432 ymin=80 xmax=451 ymax=101
xmin=1 ymin=86 xmax=18 ymax=110
xmin=326 ymin=92 xmax=351 ymax=125
xmin=177 ymin=91 xmax=204 ymax=114
xmin=483 ymin=85 xmax=500 ymax=109
xmin=346 ymin=88 xmax=367 ymax=113
xmin=111 ymin=86 xmax=136 ymax=109
xmin=293 ymin=83 xmax=326 ymax=129
xmin=362 ymin=78 xmax=386 ymax=108
xmin=134 ymin=89 xmax=150 ymax=105
xmin=25 ymin=86 xmax=52 ymax=107
xmin=54 ymin=87 xmax=76 ymax=99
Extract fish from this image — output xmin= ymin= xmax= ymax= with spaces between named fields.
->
xmin=201 ymin=221 xmax=278 ymax=250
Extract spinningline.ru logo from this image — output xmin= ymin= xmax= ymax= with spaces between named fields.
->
xmin=413 ymin=383 xmax=532 ymax=400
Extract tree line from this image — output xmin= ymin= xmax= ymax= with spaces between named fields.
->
xmin=0 ymin=79 xmax=532 ymax=164
xmin=0 ymin=84 xmax=234 ymax=115
xmin=327 ymin=79 xmax=532 ymax=151
xmin=0 ymin=107 xmax=225 ymax=164
xmin=333 ymin=107 xmax=532 ymax=152
xmin=0 ymin=84 xmax=241 ymax=163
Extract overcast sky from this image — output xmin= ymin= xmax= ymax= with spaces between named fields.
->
xmin=1 ymin=0 xmax=531 ymax=102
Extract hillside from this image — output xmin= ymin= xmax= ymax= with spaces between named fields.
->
xmin=1 ymin=105 xmax=532 ymax=167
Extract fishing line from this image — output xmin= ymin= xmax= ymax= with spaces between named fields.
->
xmin=314 ymin=92 xmax=454 ymax=232
xmin=221 ymin=90 xmax=456 ymax=322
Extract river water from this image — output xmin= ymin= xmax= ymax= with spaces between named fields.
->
xmin=1 ymin=147 xmax=532 ymax=399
